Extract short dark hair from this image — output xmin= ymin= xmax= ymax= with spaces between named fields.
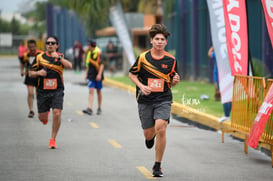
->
xmin=46 ymin=35 xmax=59 ymax=45
xmin=88 ymin=39 xmax=96 ymax=47
xmin=149 ymin=24 xmax=170 ymax=39
xmin=27 ymin=39 xmax=36 ymax=45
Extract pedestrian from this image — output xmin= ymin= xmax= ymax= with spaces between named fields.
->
xmin=128 ymin=24 xmax=180 ymax=177
xmin=18 ymin=41 xmax=27 ymax=76
xmin=208 ymin=46 xmax=232 ymax=122
xmin=73 ymin=40 xmax=84 ymax=72
xmin=82 ymin=39 xmax=104 ymax=116
xmin=21 ymin=39 xmax=43 ymax=118
xmin=106 ymin=40 xmax=119 ymax=74
xmin=208 ymin=46 xmax=220 ymax=101
xmin=29 ymin=35 xmax=72 ymax=149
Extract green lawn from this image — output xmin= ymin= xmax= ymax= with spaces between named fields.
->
xmin=108 ymin=76 xmax=224 ymax=117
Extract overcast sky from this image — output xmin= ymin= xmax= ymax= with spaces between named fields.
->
xmin=0 ymin=0 xmax=47 ymax=14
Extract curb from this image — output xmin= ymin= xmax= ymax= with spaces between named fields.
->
xmin=104 ymin=77 xmax=273 ymax=151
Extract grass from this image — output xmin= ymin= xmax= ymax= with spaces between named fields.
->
xmin=108 ymin=76 xmax=224 ymax=117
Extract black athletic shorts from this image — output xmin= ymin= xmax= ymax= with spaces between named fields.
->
xmin=19 ymin=56 xmax=24 ymax=64
xmin=37 ymin=89 xmax=64 ymax=113
xmin=24 ymin=75 xmax=38 ymax=86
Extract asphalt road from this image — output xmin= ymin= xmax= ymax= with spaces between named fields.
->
xmin=0 ymin=56 xmax=273 ymax=181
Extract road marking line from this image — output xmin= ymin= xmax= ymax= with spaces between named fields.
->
xmin=108 ymin=139 xmax=122 ymax=148
xmin=136 ymin=166 xmax=156 ymax=179
xmin=89 ymin=122 xmax=99 ymax=128
xmin=76 ymin=111 xmax=84 ymax=115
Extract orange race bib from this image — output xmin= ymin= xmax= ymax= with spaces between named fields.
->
xmin=148 ymin=78 xmax=164 ymax=92
xmin=43 ymin=79 xmax=57 ymax=90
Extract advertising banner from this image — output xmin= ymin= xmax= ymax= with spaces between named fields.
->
xmin=207 ymin=0 xmax=234 ymax=104
xmin=222 ymin=0 xmax=248 ymax=76
xmin=247 ymin=84 xmax=273 ymax=148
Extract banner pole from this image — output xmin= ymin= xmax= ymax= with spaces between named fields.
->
xmin=245 ymin=0 xmax=255 ymax=76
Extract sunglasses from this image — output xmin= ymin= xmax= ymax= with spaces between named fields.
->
xmin=46 ymin=41 xmax=57 ymax=45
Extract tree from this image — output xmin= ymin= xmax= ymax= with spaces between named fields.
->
xmin=22 ymin=1 xmax=47 ymax=22
xmin=45 ymin=0 xmax=175 ymax=36
xmin=10 ymin=17 xmax=20 ymax=34
xmin=0 ymin=18 xmax=10 ymax=33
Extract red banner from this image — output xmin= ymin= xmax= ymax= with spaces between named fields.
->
xmin=261 ymin=0 xmax=273 ymax=48
xmin=222 ymin=0 xmax=248 ymax=76
xmin=247 ymin=84 xmax=273 ymax=148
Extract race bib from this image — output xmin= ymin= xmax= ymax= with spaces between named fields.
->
xmin=44 ymin=79 xmax=57 ymax=90
xmin=148 ymin=78 xmax=164 ymax=92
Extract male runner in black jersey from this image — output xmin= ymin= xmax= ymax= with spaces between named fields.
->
xmin=129 ymin=24 xmax=180 ymax=177
xmin=21 ymin=40 xmax=43 ymax=118
xmin=29 ymin=35 xmax=72 ymax=149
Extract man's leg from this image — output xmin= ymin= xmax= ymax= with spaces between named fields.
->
xmin=97 ymin=89 xmax=102 ymax=109
xmin=48 ymin=108 xmax=61 ymax=148
xmin=79 ymin=58 xmax=82 ymax=71
xmin=73 ymin=58 xmax=77 ymax=71
xmin=27 ymin=86 xmax=34 ymax=112
xmin=154 ymin=119 xmax=167 ymax=162
xmin=152 ymin=119 xmax=167 ymax=177
xmin=143 ymin=127 xmax=155 ymax=141
xmin=38 ymin=111 xmax=50 ymax=125
xmin=88 ymin=88 xmax=95 ymax=109
xmin=51 ymin=108 xmax=62 ymax=140
xmin=39 ymin=112 xmax=49 ymax=122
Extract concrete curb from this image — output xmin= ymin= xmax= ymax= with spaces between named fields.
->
xmin=104 ymin=77 xmax=273 ymax=152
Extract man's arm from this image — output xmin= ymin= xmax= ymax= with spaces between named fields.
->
xmin=96 ymin=64 xmax=104 ymax=81
xmin=171 ymin=73 xmax=180 ymax=86
xmin=29 ymin=69 xmax=47 ymax=78
xmin=128 ymin=72 xmax=151 ymax=96
xmin=60 ymin=57 xmax=72 ymax=69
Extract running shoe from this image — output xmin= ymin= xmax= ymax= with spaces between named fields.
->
xmin=28 ymin=111 xmax=34 ymax=118
xmin=82 ymin=108 xmax=92 ymax=115
xmin=49 ymin=138 xmax=57 ymax=149
xmin=145 ymin=135 xmax=155 ymax=149
xmin=96 ymin=108 xmax=102 ymax=115
xmin=218 ymin=116 xmax=230 ymax=123
xmin=152 ymin=165 xmax=163 ymax=177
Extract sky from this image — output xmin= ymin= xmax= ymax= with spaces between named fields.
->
xmin=0 ymin=0 xmax=47 ymax=14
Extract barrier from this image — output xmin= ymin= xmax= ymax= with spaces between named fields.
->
xmin=222 ymin=75 xmax=273 ymax=167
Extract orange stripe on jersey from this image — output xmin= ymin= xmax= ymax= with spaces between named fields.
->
xmin=139 ymin=52 xmax=172 ymax=83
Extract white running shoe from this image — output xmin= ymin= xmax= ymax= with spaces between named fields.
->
xmin=218 ymin=116 xmax=230 ymax=123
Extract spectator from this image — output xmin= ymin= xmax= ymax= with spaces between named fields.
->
xmin=73 ymin=40 xmax=84 ymax=72
xmin=106 ymin=40 xmax=119 ymax=74
xmin=18 ymin=41 xmax=27 ymax=76
xmin=82 ymin=39 xmax=104 ymax=116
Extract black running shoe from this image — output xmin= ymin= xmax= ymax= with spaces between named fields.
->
xmin=152 ymin=165 xmax=163 ymax=177
xmin=97 ymin=108 xmax=102 ymax=115
xmin=82 ymin=108 xmax=92 ymax=115
xmin=28 ymin=111 xmax=34 ymax=118
xmin=145 ymin=135 xmax=155 ymax=149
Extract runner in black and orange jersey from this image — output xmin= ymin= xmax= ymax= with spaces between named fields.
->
xmin=29 ymin=35 xmax=72 ymax=149
xmin=129 ymin=24 xmax=180 ymax=177
xmin=21 ymin=39 xmax=43 ymax=118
